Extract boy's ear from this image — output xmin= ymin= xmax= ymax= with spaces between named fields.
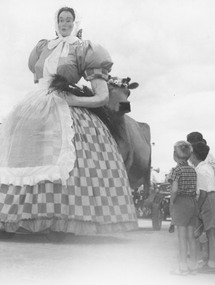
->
xmin=189 ymin=152 xmax=195 ymax=162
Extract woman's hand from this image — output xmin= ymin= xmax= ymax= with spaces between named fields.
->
xmin=64 ymin=78 xmax=109 ymax=108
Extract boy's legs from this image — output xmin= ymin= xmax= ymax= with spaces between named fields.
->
xmin=177 ymin=226 xmax=188 ymax=270
xmin=187 ymin=226 xmax=197 ymax=270
xmin=198 ymin=232 xmax=209 ymax=266
xmin=207 ymin=228 xmax=215 ymax=268
xmin=198 ymin=228 xmax=215 ymax=273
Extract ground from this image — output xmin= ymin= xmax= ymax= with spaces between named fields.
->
xmin=0 ymin=219 xmax=214 ymax=285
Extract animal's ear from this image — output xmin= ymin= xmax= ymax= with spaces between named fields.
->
xmin=128 ymin=82 xmax=139 ymax=89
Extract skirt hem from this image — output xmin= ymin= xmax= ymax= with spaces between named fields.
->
xmin=0 ymin=218 xmax=138 ymax=235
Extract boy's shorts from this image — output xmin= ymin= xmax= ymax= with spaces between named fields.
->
xmin=173 ymin=196 xmax=197 ymax=227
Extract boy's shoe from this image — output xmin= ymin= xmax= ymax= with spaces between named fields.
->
xmin=198 ymin=264 xmax=215 ymax=274
xmin=170 ymin=268 xmax=189 ymax=276
xmin=197 ymin=259 xmax=208 ymax=268
xmin=169 ymin=224 xmax=175 ymax=233
xmin=188 ymin=268 xmax=198 ymax=275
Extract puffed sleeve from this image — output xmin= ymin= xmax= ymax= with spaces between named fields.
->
xmin=77 ymin=41 xmax=113 ymax=81
xmin=28 ymin=39 xmax=48 ymax=73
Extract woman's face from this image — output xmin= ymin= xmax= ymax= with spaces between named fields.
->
xmin=58 ymin=11 xmax=74 ymax=37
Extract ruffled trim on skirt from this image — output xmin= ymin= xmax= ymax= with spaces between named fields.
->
xmin=0 ymin=218 xmax=138 ymax=235
xmin=0 ymin=165 xmax=69 ymax=186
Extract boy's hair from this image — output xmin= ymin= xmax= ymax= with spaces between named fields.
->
xmin=192 ymin=141 xmax=210 ymax=161
xmin=187 ymin=132 xmax=207 ymax=144
xmin=174 ymin=141 xmax=193 ymax=160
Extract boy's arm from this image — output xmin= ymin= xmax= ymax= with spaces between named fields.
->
xmin=196 ymin=169 xmax=209 ymax=213
xmin=170 ymin=181 xmax=178 ymax=205
xmin=197 ymin=189 xmax=207 ymax=212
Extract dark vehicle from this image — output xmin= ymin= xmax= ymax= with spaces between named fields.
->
xmin=132 ymin=183 xmax=171 ymax=230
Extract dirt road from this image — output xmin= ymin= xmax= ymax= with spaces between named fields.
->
xmin=0 ymin=220 xmax=214 ymax=285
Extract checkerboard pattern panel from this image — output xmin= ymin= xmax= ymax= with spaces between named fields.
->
xmin=0 ymin=107 xmax=136 ymax=228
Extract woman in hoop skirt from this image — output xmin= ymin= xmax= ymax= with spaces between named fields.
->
xmin=0 ymin=6 xmax=137 ymax=240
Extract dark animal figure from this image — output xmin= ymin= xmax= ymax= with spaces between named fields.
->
xmin=106 ymin=77 xmax=151 ymax=191
xmin=49 ymin=75 xmax=151 ymax=192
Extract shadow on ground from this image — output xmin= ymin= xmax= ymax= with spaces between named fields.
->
xmin=0 ymin=232 xmax=134 ymax=245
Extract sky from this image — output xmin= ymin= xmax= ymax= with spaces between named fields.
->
xmin=1 ymin=0 xmax=215 ymax=173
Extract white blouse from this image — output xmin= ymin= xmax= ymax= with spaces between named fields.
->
xmin=195 ymin=161 xmax=215 ymax=194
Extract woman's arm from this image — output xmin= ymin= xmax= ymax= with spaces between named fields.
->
xmin=64 ymin=78 xmax=109 ymax=108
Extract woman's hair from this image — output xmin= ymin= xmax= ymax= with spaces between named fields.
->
xmin=187 ymin=132 xmax=207 ymax=144
xmin=192 ymin=141 xmax=210 ymax=161
xmin=57 ymin=7 xmax=76 ymax=22
xmin=174 ymin=141 xmax=193 ymax=160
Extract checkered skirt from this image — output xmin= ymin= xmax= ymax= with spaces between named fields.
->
xmin=0 ymin=107 xmax=138 ymax=234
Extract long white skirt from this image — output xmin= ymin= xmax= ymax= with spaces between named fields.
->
xmin=0 ymin=81 xmax=75 ymax=186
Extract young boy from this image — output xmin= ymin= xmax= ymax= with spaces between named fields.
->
xmin=189 ymin=141 xmax=215 ymax=274
xmin=187 ymin=132 xmax=215 ymax=174
xmin=169 ymin=141 xmax=197 ymax=275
